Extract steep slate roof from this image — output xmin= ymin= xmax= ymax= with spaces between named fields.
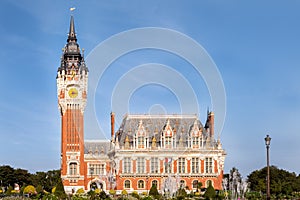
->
xmin=116 ymin=114 xmax=211 ymax=148
xmin=84 ymin=140 xmax=110 ymax=155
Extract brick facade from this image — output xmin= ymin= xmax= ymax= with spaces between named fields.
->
xmin=57 ymin=16 xmax=226 ymax=195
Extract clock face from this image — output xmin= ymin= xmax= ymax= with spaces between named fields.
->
xmin=68 ymin=88 xmax=78 ymax=98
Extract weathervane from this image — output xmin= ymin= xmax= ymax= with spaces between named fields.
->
xmin=70 ymin=7 xmax=76 ymax=13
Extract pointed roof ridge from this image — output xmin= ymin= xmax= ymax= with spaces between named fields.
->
xmin=68 ymin=15 xmax=77 ymax=42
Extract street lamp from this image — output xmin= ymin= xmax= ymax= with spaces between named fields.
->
xmin=265 ymin=134 xmax=271 ymax=200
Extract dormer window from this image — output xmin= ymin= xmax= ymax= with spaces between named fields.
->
xmin=192 ymin=136 xmax=199 ymax=148
xmin=138 ymin=136 xmax=144 ymax=148
xmin=165 ymin=136 xmax=172 ymax=148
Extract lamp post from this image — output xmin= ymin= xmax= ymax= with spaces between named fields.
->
xmin=265 ymin=135 xmax=271 ymax=200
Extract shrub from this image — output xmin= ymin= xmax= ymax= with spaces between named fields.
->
xmin=203 ymin=182 xmax=215 ymax=200
xmin=76 ymin=188 xmax=85 ymax=194
xmin=109 ymin=189 xmax=116 ymax=196
xmin=122 ymin=190 xmax=128 ymax=196
xmin=131 ymin=191 xmax=140 ymax=199
xmin=23 ymin=185 xmax=36 ymax=195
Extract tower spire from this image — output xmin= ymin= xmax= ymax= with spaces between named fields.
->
xmin=68 ymin=16 xmax=77 ymax=42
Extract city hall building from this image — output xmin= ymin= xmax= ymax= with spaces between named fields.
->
xmin=56 ymin=16 xmax=226 ymax=194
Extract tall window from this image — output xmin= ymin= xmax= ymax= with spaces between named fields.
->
xmin=165 ymin=136 xmax=172 ymax=148
xmin=151 ymin=157 xmax=159 ymax=173
xmin=90 ymin=164 xmax=105 ymax=175
xmin=178 ymin=158 xmax=186 ymax=173
xmin=192 ymin=136 xmax=199 ymax=147
xmin=123 ymin=157 xmax=131 ymax=173
xmin=164 ymin=158 xmax=172 ymax=173
xmin=124 ymin=180 xmax=130 ymax=188
xmin=69 ymin=162 xmax=77 ymax=175
xmin=191 ymin=158 xmax=199 ymax=174
xmin=152 ymin=180 xmax=158 ymax=188
xmin=138 ymin=180 xmax=144 ymax=188
xmin=137 ymin=157 xmax=145 ymax=173
xmin=100 ymin=164 xmax=105 ymax=174
xmin=205 ymin=157 xmax=213 ymax=174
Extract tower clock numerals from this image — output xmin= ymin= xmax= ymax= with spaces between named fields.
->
xmin=68 ymin=88 xmax=78 ymax=98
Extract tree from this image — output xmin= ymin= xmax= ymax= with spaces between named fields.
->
xmin=149 ymin=185 xmax=160 ymax=199
xmin=247 ymin=166 xmax=300 ymax=198
xmin=197 ymin=182 xmax=203 ymax=192
xmin=54 ymin=178 xmax=66 ymax=199
xmin=99 ymin=190 xmax=108 ymax=199
xmin=14 ymin=168 xmax=32 ymax=187
xmin=0 ymin=165 xmax=16 ymax=187
xmin=177 ymin=188 xmax=187 ymax=199
xmin=203 ymin=182 xmax=216 ymax=200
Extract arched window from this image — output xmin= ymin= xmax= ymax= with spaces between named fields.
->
xmin=152 ymin=180 xmax=158 ymax=188
xmin=180 ymin=180 xmax=185 ymax=188
xmin=124 ymin=180 xmax=131 ymax=189
xmin=138 ymin=180 xmax=144 ymax=188
xmin=192 ymin=180 xmax=199 ymax=189
xmin=69 ymin=162 xmax=77 ymax=175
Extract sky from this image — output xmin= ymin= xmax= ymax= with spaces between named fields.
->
xmin=0 ymin=0 xmax=300 ymax=178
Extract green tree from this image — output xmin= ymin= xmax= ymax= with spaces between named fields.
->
xmin=45 ymin=170 xmax=61 ymax=192
xmin=14 ymin=168 xmax=32 ymax=187
xmin=197 ymin=181 xmax=203 ymax=192
xmin=247 ymin=166 xmax=300 ymax=198
xmin=149 ymin=185 xmax=159 ymax=199
xmin=99 ymin=190 xmax=108 ymax=199
xmin=5 ymin=185 xmax=13 ymax=195
xmin=54 ymin=178 xmax=66 ymax=199
xmin=0 ymin=165 xmax=16 ymax=187
xmin=203 ymin=182 xmax=216 ymax=200
xmin=36 ymin=184 xmax=44 ymax=194
xmin=177 ymin=188 xmax=187 ymax=199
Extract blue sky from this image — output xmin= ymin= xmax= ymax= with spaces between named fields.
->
xmin=0 ymin=0 xmax=300 ymax=178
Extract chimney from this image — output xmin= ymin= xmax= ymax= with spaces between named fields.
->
xmin=111 ymin=112 xmax=115 ymax=141
xmin=209 ymin=112 xmax=214 ymax=138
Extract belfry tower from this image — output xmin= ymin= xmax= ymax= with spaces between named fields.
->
xmin=56 ymin=16 xmax=88 ymax=192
